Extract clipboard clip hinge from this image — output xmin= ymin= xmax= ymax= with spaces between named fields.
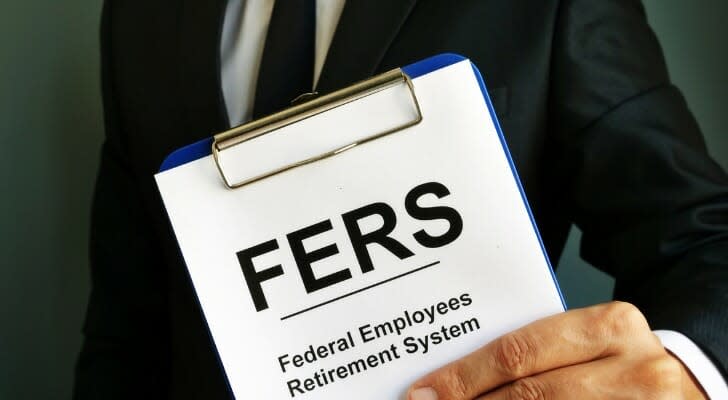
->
xmin=211 ymin=69 xmax=423 ymax=189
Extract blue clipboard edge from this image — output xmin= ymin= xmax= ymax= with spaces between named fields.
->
xmin=158 ymin=53 xmax=566 ymax=310
xmin=463 ymin=59 xmax=568 ymax=311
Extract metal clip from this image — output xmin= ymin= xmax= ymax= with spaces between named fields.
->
xmin=211 ymin=68 xmax=422 ymax=189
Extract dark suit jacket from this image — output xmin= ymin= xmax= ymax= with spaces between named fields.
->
xmin=73 ymin=0 xmax=728 ymax=398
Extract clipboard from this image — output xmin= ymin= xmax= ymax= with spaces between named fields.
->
xmin=155 ymin=53 xmax=565 ymax=399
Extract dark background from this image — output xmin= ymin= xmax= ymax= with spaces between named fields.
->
xmin=0 ymin=1 xmax=725 ymax=398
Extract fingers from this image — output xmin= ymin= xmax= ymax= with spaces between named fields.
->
xmin=407 ymin=302 xmax=663 ymax=400
xmin=477 ymin=354 xmax=683 ymax=400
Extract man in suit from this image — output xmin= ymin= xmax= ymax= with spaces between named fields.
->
xmin=73 ymin=0 xmax=727 ymax=398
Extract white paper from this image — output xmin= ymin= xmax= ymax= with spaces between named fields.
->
xmin=155 ymin=59 xmax=564 ymax=400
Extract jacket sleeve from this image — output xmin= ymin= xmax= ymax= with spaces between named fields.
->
xmin=72 ymin=1 xmax=170 ymax=397
xmin=550 ymin=0 xmax=728 ymax=376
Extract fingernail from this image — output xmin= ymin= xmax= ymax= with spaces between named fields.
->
xmin=409 ymin=387 xmax=438 ymax=400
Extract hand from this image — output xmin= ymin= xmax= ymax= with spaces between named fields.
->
xmin=406 ymin=302 xmax=707 ymax=399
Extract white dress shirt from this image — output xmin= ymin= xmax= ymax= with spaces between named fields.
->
xmin=221 ymin=0 xmax=346 ymax=126
xmin=219 ymin=1 xmax=727 ymax=397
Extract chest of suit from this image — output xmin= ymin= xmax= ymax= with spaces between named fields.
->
xmin=105 ymin=1 xmax=569 ymax=397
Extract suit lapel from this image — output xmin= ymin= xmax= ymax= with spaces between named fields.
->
xmin=178 ymin=0 xmax=230 ymax=134
xmin=316 ymin=0 xmax=418 ymax=94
